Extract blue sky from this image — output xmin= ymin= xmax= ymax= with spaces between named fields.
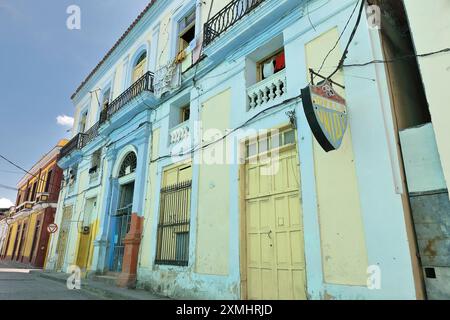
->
xmin=0 ymin=0 xmax=150 ymax=204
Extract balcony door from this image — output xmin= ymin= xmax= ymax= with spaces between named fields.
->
xmin=132 ymin=52 xmax=147 ymax=83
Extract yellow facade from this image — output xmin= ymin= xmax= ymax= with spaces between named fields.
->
xmin=195 ymin=89 xmax=231 ymax=276
xmin=305 ymin=27 xmax=368 ymax=285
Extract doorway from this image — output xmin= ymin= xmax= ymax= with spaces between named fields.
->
xmin=242 ymin=128 xmax=307 ymax=300
xmin=55 ymin=206 xmax=73 ymax=271
xmin=111 ymin=182 xmax=134 ymax=272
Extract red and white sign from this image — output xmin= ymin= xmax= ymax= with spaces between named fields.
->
xmin=47 ymin=223 xmax=58 ymax=234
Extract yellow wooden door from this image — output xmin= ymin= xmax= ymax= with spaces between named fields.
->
xmin=56 ymin=206 xmax=72 ymax=270
xmin=76 ymin=233 xmax=91 ymax=270
xmin=245 ymin=146 xmax=306 ymax=300
xmin=132 ymin=58 xmax=146 ymax=83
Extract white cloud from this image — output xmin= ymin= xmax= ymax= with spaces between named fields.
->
xmin=0 ymin=198 xmax=13 ymax=209
xmin=57 ymin=115 xmax=74 ymax=127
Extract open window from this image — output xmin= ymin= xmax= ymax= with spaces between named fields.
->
xmin=132 ymin=52 xmax=147 ymax=83
xmin=257 ymin=49 xmax=285 ymax=82
xmin=102 ymin=87 xmax=111 ymax=111
xmin=44 ymin=170 xmax=52 ymax=193
xmin=89 ymin=149 xmax=102 ymax=175
xmin=180 ymin=104 xmax=190 ymax=123
xmin=79 ymin=110 xmax=88 ymax=133
xmin=67 ymin=166 xmax=78 ymax=188
xmin=30 ymin=181 xmax=37 ymax=202
xmin=177 ymin=9 xmax=196 ymax=56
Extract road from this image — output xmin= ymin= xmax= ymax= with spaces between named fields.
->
xmin=0 ymin=263 xmax=105 ymax=300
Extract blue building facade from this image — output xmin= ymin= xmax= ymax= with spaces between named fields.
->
xmin=45 ymin=0 xmax=431 ymax=299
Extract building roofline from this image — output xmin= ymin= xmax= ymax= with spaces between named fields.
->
xmin=70 ymin=1 xmax=157 ymax=101
xmin=16 ymin=140 xmax=68 ymax=188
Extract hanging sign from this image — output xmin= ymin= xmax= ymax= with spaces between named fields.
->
xmin=301 ymin=81 xmax=348 ymax=152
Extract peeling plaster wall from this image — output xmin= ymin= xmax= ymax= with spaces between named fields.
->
xmin=403 ymin=0 xmax=450 ymax=195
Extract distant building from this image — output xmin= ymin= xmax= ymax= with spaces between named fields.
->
xmin=0 ymin=140 xmax=67 ymax=268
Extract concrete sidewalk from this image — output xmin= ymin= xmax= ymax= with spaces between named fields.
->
xmin=38 ymin=270 xmax=169 ymax=300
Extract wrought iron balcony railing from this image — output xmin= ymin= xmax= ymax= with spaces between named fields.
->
xmin=203 ymin=0 xmax=266 ymax=46
xmin=80 ymin=122 xmax=100 ymax=149
xmin=60 ymin=133 xmax=83 ymax=159
xmin=60 ymin=72 xmax=155 ymax=160
xmin=100 ymin=71 xmax=154 ymax=125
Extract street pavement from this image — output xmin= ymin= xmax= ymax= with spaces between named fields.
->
xmin=0 ymin=262 xmax=105 ymax=300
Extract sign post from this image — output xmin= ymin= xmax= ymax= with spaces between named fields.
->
xmin=302 ymin=81 xmax=348 ymax=152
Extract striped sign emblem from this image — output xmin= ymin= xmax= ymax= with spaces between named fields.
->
xmin=302 ymin=81 xmax=348 ymax=152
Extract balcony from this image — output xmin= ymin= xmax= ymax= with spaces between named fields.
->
xmin=60 ymin=72 xmax=155 ymax=161
xmin=100 ymin=71 xmax=155 ymax=125
xmin=60 ymin=133 xmax=83 ymax=159
xmin=247 ymin=69 xmax=286 ymax=110
xmin=16 ymin=201 xmax=34 ymax=213
xmin=35 ymin=192 xmax=50 ymax=204
xmin=170 ymin=121 xmax=190 ymax=145
xmin=80 ymin=122 xmax=100 ymax=149
xmin=203 ymin=0 xmax=266 ymax=46
xmin=202 ymin=0 xmax=300 ymax=63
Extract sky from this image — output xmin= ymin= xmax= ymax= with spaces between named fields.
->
xmin=0 ymin=0 xmax=150 ymax=203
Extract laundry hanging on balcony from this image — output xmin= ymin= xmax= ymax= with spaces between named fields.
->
xmin=154 ymin=60 xmax=182 ymax=98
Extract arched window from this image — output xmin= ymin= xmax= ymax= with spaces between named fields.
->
xmin=118 ymin=152 xmax=137 ymax=178
xmin=132 ymin=51 xmax=147 ymax=83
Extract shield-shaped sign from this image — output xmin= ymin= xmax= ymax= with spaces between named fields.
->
xmin=302 ymin=81 xmax=348 ymax=152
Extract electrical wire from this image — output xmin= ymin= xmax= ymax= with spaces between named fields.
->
xmin=327 ymin=0 xmax=366 ymax=79
xmin=0 ymin=183 xmax=17 ymax=191
xmin=315 ymin=0 xmax=361 ymax=78
xmin=342 ymin=47 xmax=450 ymax=68
xmin=149 ymin=93 xmax=303 ymax=164
xmin=0 ymin=154 xmax=61 ymax=194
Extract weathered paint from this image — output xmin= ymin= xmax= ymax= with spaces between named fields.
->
xmin=403 ymin=0 xmax=450 ymax=195
xmin=400 ymin=123 xmax=447 ymax=194
xmin=48 ymin=0 xmax=426 ymax=300
xmin=195 ymin=89 xmax=231 ymax=276
xmin=305 ymin=27 xmax=368 ymax=286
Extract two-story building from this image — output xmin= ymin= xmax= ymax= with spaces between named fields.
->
xmin=46 ymin=0 xmax=439 ymax=299
xmin=0 ymin=140 xmax=66 ymax=267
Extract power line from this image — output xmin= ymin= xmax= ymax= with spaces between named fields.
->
xmin=315 ymin=0 xmax=361 ymax=78
xmin=343 ymin=47 xmax=450 ymax=68
xmin=0 ymin=154 xmax=61 ymax=193
xmin=0 ymin=183 xmax=17 ymax=191
xmin=327 ymin=0 xmax=366 ymax=79
xmin=150 ymin=93 xmax=303 ymax=164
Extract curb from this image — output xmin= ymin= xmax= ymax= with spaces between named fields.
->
xmin=37 ymin=272 xmax=164 ymax=300
xmin=38 ymin=272 xmax=127 ymax=300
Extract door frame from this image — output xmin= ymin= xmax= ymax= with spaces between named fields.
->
xmin=239 ymin=123 xmax=304 ymax=300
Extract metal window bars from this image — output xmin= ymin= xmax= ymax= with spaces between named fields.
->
xmin=111 ymin=203 xmax=133 ymax=272
xmin=155 ymin=180 xmax=192 ymax=266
